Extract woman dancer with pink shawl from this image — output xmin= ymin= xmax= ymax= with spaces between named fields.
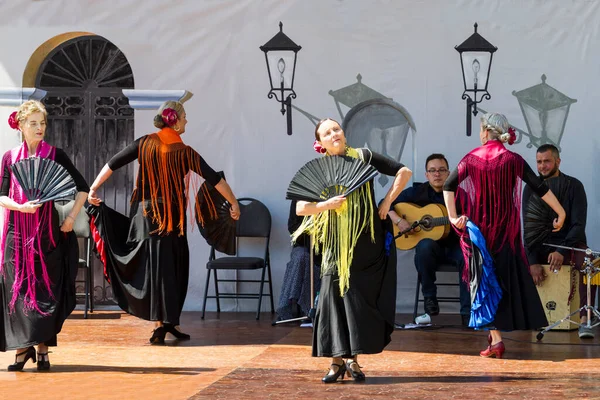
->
xmin=443 ymin=113 xmax=565 ymax=359
xmin=0 ymin=101 xmax=89 ymax=371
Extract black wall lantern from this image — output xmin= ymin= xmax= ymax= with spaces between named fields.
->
xmin=260 ymin=22 xmax=301 ymax=135
xmin=455 ymin=23 xmax=497 ymax=136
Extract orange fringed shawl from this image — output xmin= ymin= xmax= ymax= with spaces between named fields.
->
xmin=134 ymin=127 xmax=217 ymax=236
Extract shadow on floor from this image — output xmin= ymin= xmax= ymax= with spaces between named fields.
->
xmin=32 ymin=364 xmax=216 ymax=375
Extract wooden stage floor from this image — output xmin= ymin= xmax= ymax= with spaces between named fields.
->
xmin=0 ymin=311 xmax=599 ymax=399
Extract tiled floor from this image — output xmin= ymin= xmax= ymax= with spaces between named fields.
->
xmin=0 ymin=311 xmax=599 ymax=399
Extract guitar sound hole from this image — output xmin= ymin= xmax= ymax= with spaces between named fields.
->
xmin=421 ymin=216 xmax=433 ymax=230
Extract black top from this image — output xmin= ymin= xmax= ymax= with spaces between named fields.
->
xmin=360 ymin=148 xmax=404 ymax=176
xmin=523 ymin=172 xmax=587 ymax=260
xmin=443 ymin=160 xmax=549 ymax=198
xmin=289 ymin=149 xmax=403 ymax=245
xmin=0 ymin=148 xmax=89 ymax=196
xmin=107 ymin=136 xmax=222 ymax=187
xmin=392 ymin=182 xmax=444 ymax=208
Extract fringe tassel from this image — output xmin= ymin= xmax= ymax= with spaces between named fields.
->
xmin=7 ymin=203 xmax=55 ymax=315
xmin=136 ymin=130 xmax=217 ymax=236
xmin=291 ymin=147 xmax=375 ymax=296
xmin=0 ymin=143 xmax=57 ymax=315
xmin=455 ymin=150 xmax=525 ymax=283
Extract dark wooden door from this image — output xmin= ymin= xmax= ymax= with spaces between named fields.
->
xmin=36 ymin=35 xmax=135 ymax=304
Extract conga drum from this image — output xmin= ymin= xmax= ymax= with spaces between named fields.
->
xmin=535 ymin=265 xmax=580 ymax=330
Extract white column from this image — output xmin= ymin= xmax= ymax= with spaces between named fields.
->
xmin=121 ymin=89 xmax=193 ymax=109
xmin=0 ymin=87 xmax=47 ymax=106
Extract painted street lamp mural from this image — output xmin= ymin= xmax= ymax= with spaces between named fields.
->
xmin=341 ymin=100 xmax=416 ymax=187
xmin=511 ymin=74 xmax=576 ymax=150
xmin=292 ymin=74 xmax=417 ymax=188
xmin=478 ymin=74 xmax=576 ymax=152
xmin=328 ymin=74 xmax=391 ymax=121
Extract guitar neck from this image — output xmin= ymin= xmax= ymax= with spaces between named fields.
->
xmin=428 ymin=216 xmax=450 ymax=227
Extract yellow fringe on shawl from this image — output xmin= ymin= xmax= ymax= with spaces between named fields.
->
xmin=291 ymin=147 xmax=375 ymax=296
xmin=135 ymin=127 xmax=217 ymax=236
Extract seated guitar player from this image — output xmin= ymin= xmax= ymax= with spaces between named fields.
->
xmin=389 ymin=153 xmax=471 ymax=326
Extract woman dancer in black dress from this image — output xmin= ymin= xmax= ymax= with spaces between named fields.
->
xmin=294 ymin=118 xmax=411 ymax=382
xmin=443 ymin=112 xmax=565 ymax=358
xmin=0 ymin=100 xmax=89 ymax=371
xmin=88 ymin=100 xmax=239 ymax=344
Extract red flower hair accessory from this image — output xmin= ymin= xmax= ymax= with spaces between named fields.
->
xmin=507 ymin=127 xmax=516 ymax=145
xmin=161 ymin=108 xmax=178 ymax=127
xmin=8 ymin=111 xmax=18 ymax=130
xmin=313 ymin=140 xmax=326 ymax=154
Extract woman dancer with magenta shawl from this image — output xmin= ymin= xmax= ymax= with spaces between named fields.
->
xmin=443 ymin=112 xmax=566 ymax=358
xmin=0 ymin=100 xmax=89 ymax=371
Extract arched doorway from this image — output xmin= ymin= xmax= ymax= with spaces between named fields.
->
xmin=31 ymin=33 xmax=135 ymax=304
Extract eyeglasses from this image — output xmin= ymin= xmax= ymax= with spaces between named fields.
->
xmin=426 ymin=168 xmax=449 ymax=174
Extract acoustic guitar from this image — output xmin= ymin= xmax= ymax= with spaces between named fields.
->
xmin=392 ymin=202 xmax=451 ymax=250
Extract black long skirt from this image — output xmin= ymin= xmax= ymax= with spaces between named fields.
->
xmin=491 ymin=244 xmax=548 ymax=331
xmin=0 ymin=206 xmax=78 ymax=351
xmin=88 ymin=201 xmax=189 ymax=325
xmin=312 ymin=218 xmax=397 ymax=358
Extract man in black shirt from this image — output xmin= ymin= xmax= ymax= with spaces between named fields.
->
xmin=389 ymin=154 xmax=470 ymax=326
xmin=523 ymin=144 xmax=594 ymax=338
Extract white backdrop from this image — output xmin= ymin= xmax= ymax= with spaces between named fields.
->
xmin=0 ymin=0 xmax=598 ymax=314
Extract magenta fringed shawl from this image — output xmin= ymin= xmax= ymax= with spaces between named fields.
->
xmin=0 ymin=141 xmax=57 ymax=314
xmin=454 ymin=140 xmax=526 ymax=282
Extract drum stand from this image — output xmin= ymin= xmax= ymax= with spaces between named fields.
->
xmin=272 ymin=235 xmax=317 ymax=326
xmin=536 ymin=244 xmax=600 ymax=340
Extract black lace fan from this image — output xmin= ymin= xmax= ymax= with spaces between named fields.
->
xmin=195 ymin=172 xmax=236 ymax=255
xmin=286 ymin=155 xmax=378 ymax=202
xmin=10 ymin=157 xmax=76 ymax=203
xmin=524 ymin=175 xmax=570 ymax=249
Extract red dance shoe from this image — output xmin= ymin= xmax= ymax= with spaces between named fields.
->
xmin=480 ymin=341 xmax=505 ymax=359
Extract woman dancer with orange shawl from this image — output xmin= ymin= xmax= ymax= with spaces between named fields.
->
xmin=88 ymin=101 xmax=239 ymax=344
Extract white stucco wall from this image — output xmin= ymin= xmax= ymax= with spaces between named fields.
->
xmin=0 ymin=0 xmax=597 ymax=314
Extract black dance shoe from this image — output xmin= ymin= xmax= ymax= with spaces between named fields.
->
xmin=322 ymin=362 xmax=347 ymax=383
xmin=37 ymin=352 xmax=51 ymax=371
xmin=8 ymin=347 xmax=36 ymax=371
xmin=346 ymin=360 xmax=365 ymax=382
xmin=149 ymin=326 xmax=167 ymax=345
xmin=164 ymin=324 xmax=191 ymax=340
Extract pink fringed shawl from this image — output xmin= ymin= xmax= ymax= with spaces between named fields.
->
xmin=0 ymin=141 xmax=57 ymax=314
xmin=454 ymin=140 xmax=526 ymax=282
